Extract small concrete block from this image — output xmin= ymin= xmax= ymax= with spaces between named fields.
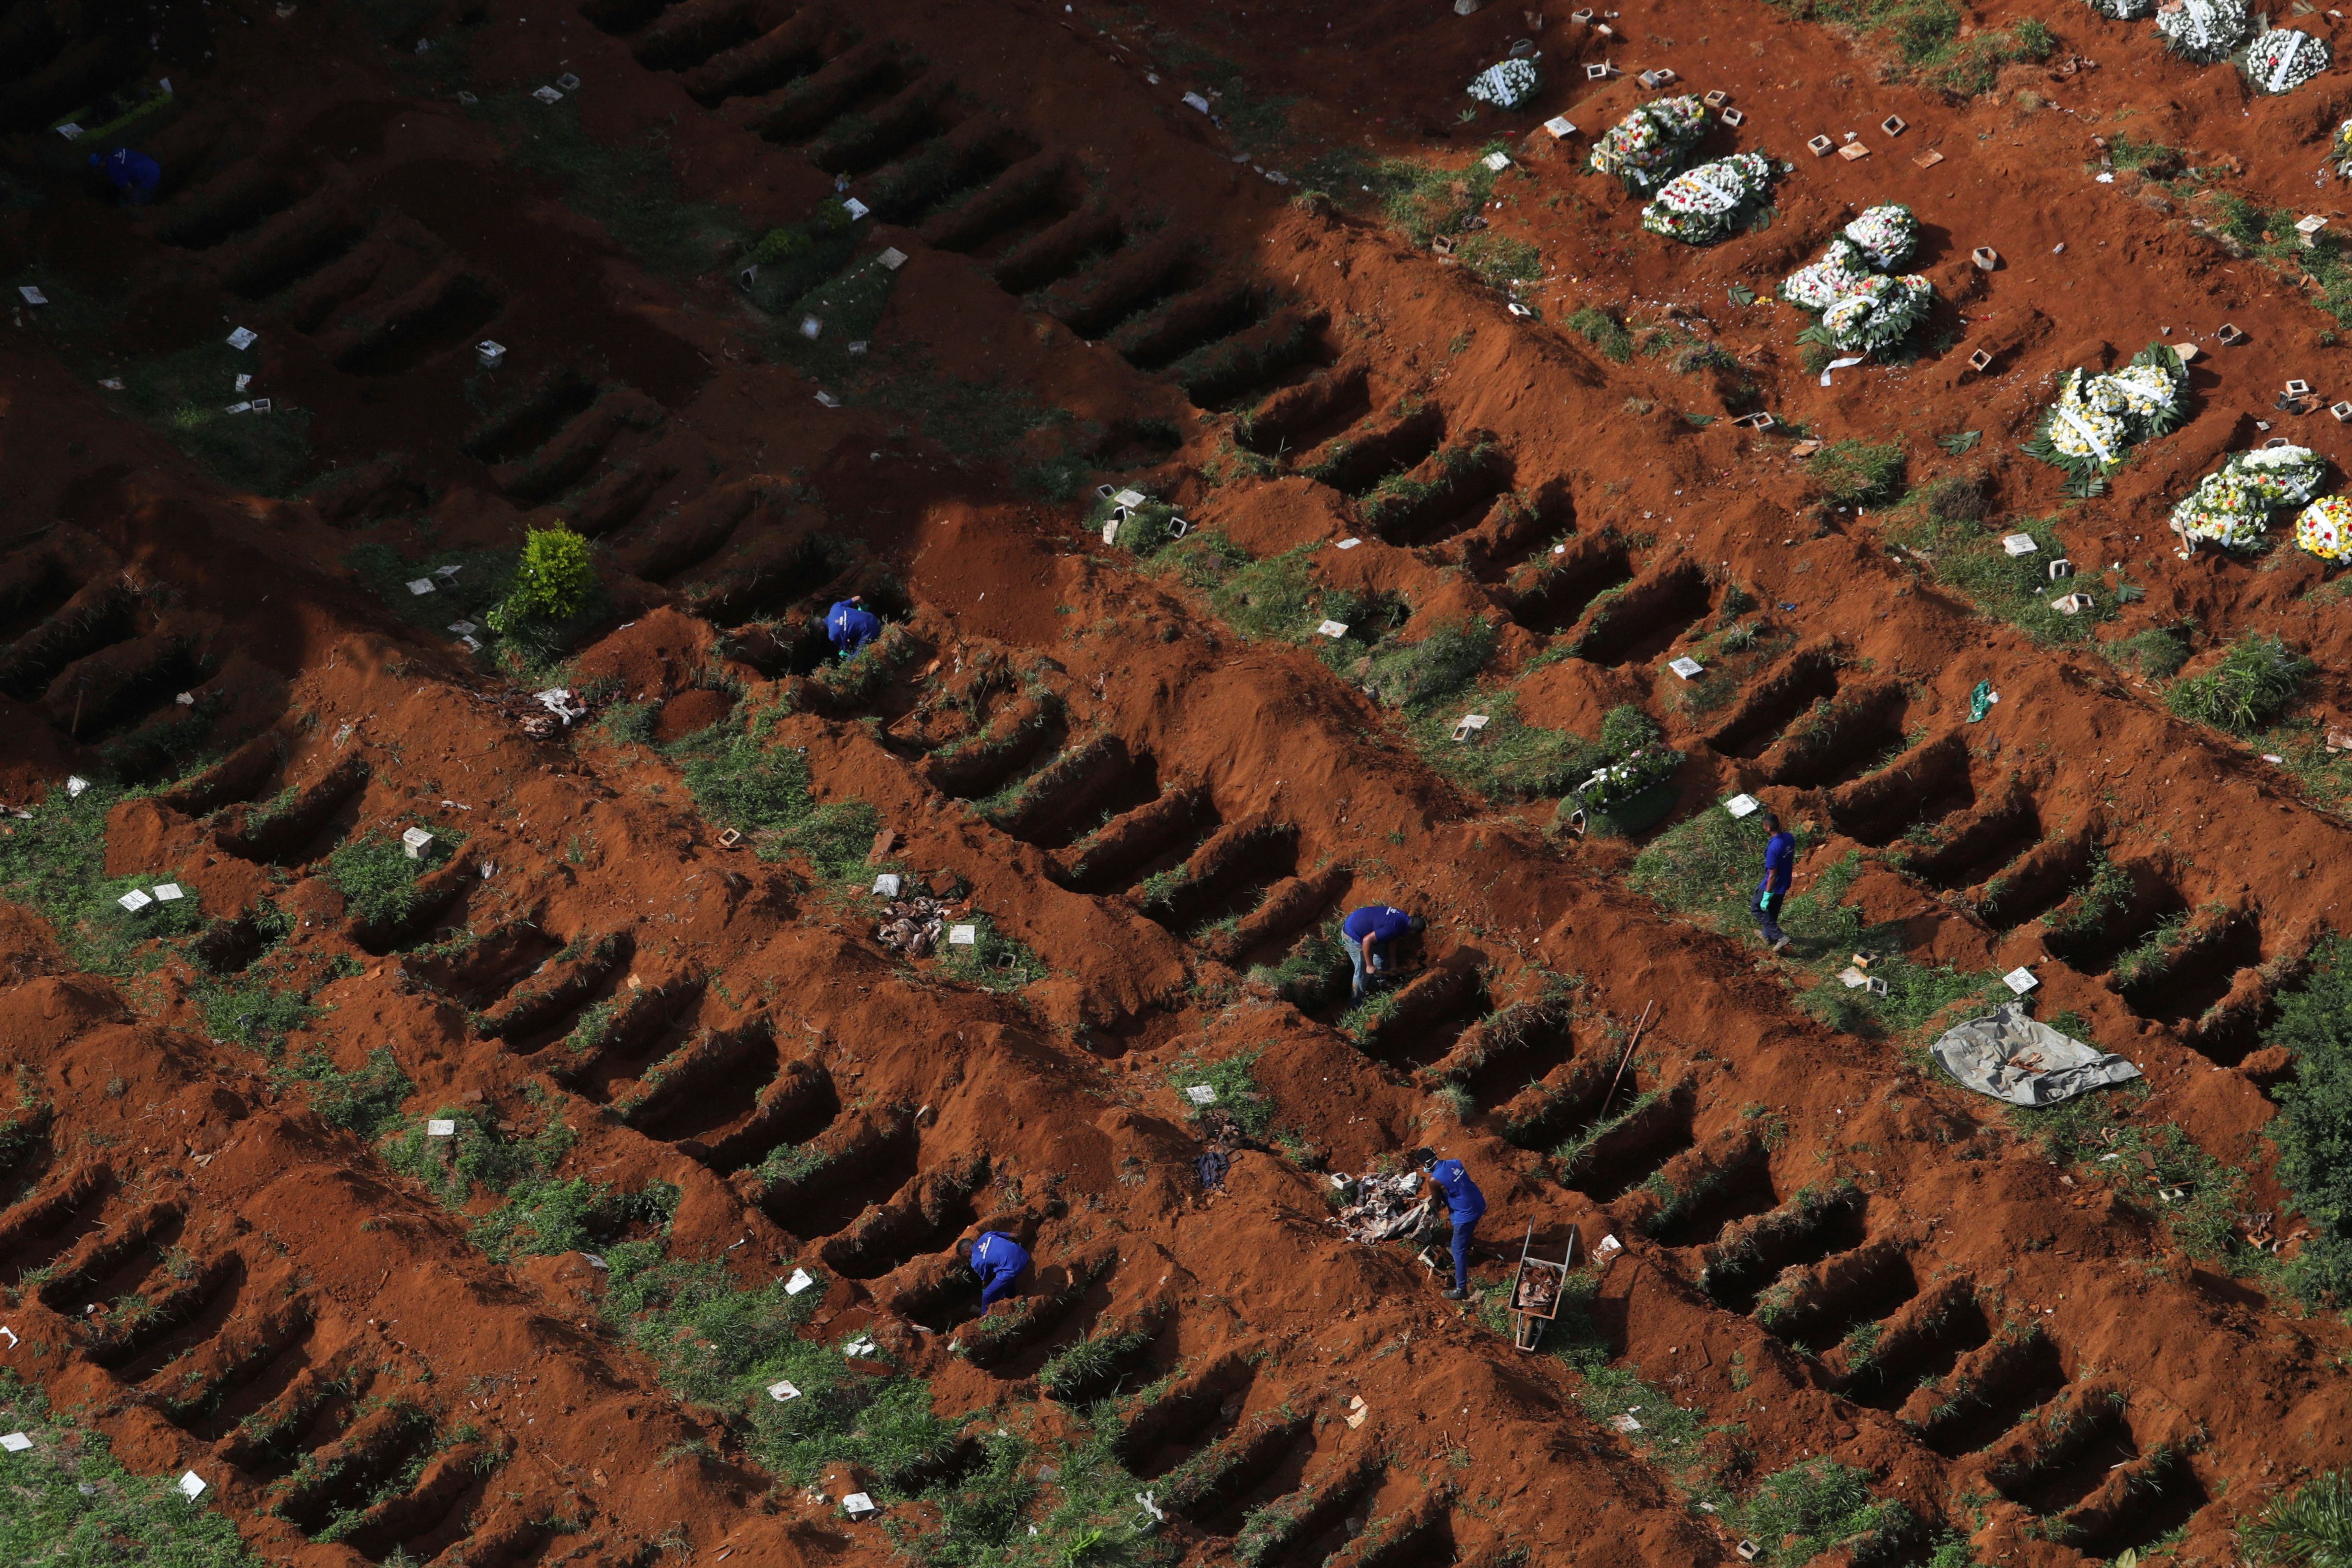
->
xmin=1733 ymin=411 xmax=1776 ymax=429
xmin=1586 ymin=62 xmax=1612 ymax=79
xmin=17 ymin=286 xmax=46 ymax=306
xmin=2176 ymin=342 xmax=2199 ymax=362
xmin=151 ymin=883 xmax=183 ymax=901
xmin=2263 ymin=435 xmax=2290 ymax=448
xmin=2298 ymin=214 xmax=2328 ymax=244
xmin=1483 ymin=150 xmax=1511 ymax=170
xmin=1736 ymin=1542 xmax=1760 ymax=1562
xmin=786 ymin=1267 xmax=817 ymax=1294
xmin=1836 ymin=141 xmax=1870 ymax=161
xmin=874 ymin=874 xmax=904 ymax=896
xmin=844 ymin=1493 xmax=878 ymax=1520
xmin=2001 ymin=533 xmax=2039 ymax=556
xmin=1968 ymin=349 xmax=1994 ymax=371
xmin=2286 ymin=378 xmax=2313 ymax=397
xmin=118 ymin=889 xmax=153 ymax=912
xmin=2052 ymin=593 xmax=2093 ymax=615
xmin=717 ymin=828 xmax=742 ymax=848
xmin=1972 ymin=246 xmax=1999 ymax=270
xmin=842 ymin=197 xmax=870 ymax=220
xmin=948 ymin=924 xmax=978 ymax=945
xmin=799 ymin=314 xmax=823 ymax=340
xmin=1453 ymin=714 xmax=1491 ymax=742
xmin=1912 ymin=149 xmax=1944 ymax=169
xmin=1880 ymin=115 xmax=1907 ymax=136
xmin=1335 ymin=537 xmax=1363 ymax=548
xmin=1544 ymin=115 xmax=1577 ymax=137
xmin=1721 ymin=107 xmax=1745 ymax=126
xmin=1703 ymin=90 xmax=1730 ymax=107
xmin=1725 ymin=793 xmax=1762 ymax=818
xmin=1808 ymin=135 xmax=1834 ymax=156
xmin=226 ymin=327 xmax=257 ymax=349
xmin=1317 ymin=619 xmax=1349 ymax=638
xmin=477 ymin=340 xmax=505 ymax=368
xmin=556 ymin=71 xmax=581 ymax=90
xmin=2218 ymin=322 xmax=2248 ymax=344
xmin=1184 ymin=91 xmax=1211 ymax=111
xmin=814 ymin=391 xmax=841 ymax=408
xmin=0 ymin=1432 xmax=30 ymax=1452
xmin=2049 ymin=558 xmax=2073 ymax=579
xmin=1114 ymin=488 xmax=1148 ymax=507
xmin=427 ymin=1119 xmax=457 ymax=1137
xmin=178 ymin=1472 xmax=207 ymax=1500
xmin=533 ymin=85 xmax=563 ymax=103
xmin=2004 ymin=966 xmax=2039 ymax=994
xmin=769 ymin=1380 xmax=801 ymax=1401
xmin=2333 ymin=401 xmax=2352 ymax=422
xmin=1570 ymin=6 xmax=1594 ymax=18
xmin=1507 ymin=302 xmax=1533 ymax=318
xmin=402 ymin=826 xmax=436 ymax=857
xmin=878 ymin=247 xmax=908 ymax=270
xmin=1185 ymin=1084 xmax=1218 ymax=1104
xmin=1668 ymin=656 xmax=1704 ymax=680
xmin=449 ymin=619 xmax=478 ymax=635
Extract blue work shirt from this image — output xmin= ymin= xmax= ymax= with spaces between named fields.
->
xmin=1343 ymin=905 xmax=1414 ymax=945
xmin=1758 ymin=831 xmax=1795 ymax=900
xmin=825 ymin=600 xmax=881 ymax=652
xmin=91 ymin=148 xmax=161 ymax=193
xmin=1428 ymin=1159 xmax=1486 ymax=1223
xmin=970 ymin=1231 xmax=1029 ymax=1306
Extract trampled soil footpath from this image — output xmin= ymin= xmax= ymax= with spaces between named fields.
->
xmin=3 ymin=0 xmax=2352 ymax=1564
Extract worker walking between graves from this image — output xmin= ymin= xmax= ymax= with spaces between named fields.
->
xmin=1342 ymin=903 xmax=1425 ymax=1002
xmin=960 ymin=1229 xmax=1030 ymax=1313
xmin=1755 ymin=813 xmax=1796 ymax=955
xmin=1417 ymin=1149 xmax=1485 ymax=1301
xmin=825 ymin=594 xmax=882 ymax=657
xmin=89 ymin=147 xmax=162 ymax=206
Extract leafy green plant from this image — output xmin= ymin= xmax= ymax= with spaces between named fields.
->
xmin=2242 ymin=1468 xmax=2352 ymax=1565
xmin=675 ymin=708 xmax=876 ymax=877
xmin=1739 ymin=1458 xmax=1914 ymax=1564
xmin=1165 ymin=1049 xmax=1275 ymax=1140
xmin=2116 ymin=624 xmax=2191 ymax=681
xmin=0 ymin=779 xmax=201 ymax=975
xmin=327 ymin=832 xmax=427 ymax=927
xmin=1364 ymin=618 xmax=1495 ymax=709
xmin=1569 ymin=307 xmax=1634 ymax=363
xmin=274 ymin=1048 xmax=413 ymax=1142
xmin=2167 ymin=634 xmax=2314 ymax=735
xmin=487 ymin=526 xmax=596 ymax=632
xmin=471 ymin=1176 xmax=680 ymax=1262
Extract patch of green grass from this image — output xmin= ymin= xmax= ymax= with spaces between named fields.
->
xmin=2006 ymin=1078 xmax=2239 ymax=1260
xmin=1165 ymin=1049 xmax=1276 ymax=1140
xmin=1405 ymin=690 xmax=1604 ymax=802
xmin=1628 ymin=804 xmax=1777 ymax=929
xmin=1892 ymin=512 xmax=2110 ymax=647
xmin=1363 ymin=151 xmax=1501 ymax=246
xmin=476 ymin=92 xmax=743 ymax=278
xmin=0 ymin=780 xmax=202 ymax=975
xmin=1244 ymin=917 xmax=1349 ymax=1009
xmin=100 ymin=334 xmax=316 ymax=495
xmin=273 ymin=1047 xmax=413 ymax=1143
xmin=1453 ymin=233 xmax=1541 ymax=292
xmin=2115 ymin=624 xmax=2192 ymax=680
xmin=2044 ymin=850 xmax=2131 ymax=941
xmin=674 ymin=706 xmax=876 ymax=878
xmin=2167 ymin=633 xmax=2314 ymax=736
xmin=1807 ymin=440 xmax=1907 ymax=509
xmin=1364 ymin=618 xmax=1495 ymax=710
xmin=935 ymin=917 xmax=1048 ymax=992
xmin=326 ymin=831 xmax=429 ymax=928
xmin=380 ymin=1091 xmax=576 ymax=1210
xmin=2263 ymin=937 xmax=2352 ymax=1305
xmin=472 ymin=1176 xmax=680 ymax=1263
xmin=780 ymin=252 xmax=902 ymax=379
xmin=1569 ymin=307 xmax=1634 ymax=363
xmin=0 ymin=1371 xmax=266 ymax=1566
xmin=1738 ymin=1458 xmax=1915 ymax=1564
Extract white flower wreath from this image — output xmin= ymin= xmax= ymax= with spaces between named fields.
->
xmin=2241 ymin=26 xmax=2330 ymax=93
xmin=1639 ymin=152 xmax=1780 ymax=244
xmin=1817 ymin=274 xmax=1934 ymax=355
xmin=2157 ymin=0 xmax=2251 ymax=64
xmin=2170 ymin=445 xmax=2327 ymax=551
xmin=1842 ymin=205 xmax=1920 ymax=271
xmin=1468 ymin=57 xmax=1544 ymax=108
xmin=1779 ymin=239 xmax=1871 ymax=312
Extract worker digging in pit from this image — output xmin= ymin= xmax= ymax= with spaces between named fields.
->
xmin=1416 ymin=1148 xmax=1486 ymax=1301
xmin=89 ymin=147 xmax=162 ymax=207
xmin=1755 ymin=813 xmax=1796 ymax=955
xmin=958 ymin=1228 xmax=1031 ymax=1315
xmin=1342 ymin=903 xmax=1425 ymax=1002
xmin=825 ymin=594 xmax=882 ymax=658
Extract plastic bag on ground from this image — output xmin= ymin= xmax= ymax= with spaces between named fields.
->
xmin=1930 ymin=1001 xmax=2142 ymax=1106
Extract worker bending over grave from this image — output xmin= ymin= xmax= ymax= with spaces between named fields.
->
xmin=825 ymin=594 xmax=882 ymax=657
xmin=1754 ymin=813 xmax=1796 ymax=955
xmin=90 ymin=147 xmax=162 ymax=206
xmin=1417 ymin=1148 xmax=1485 ymax=1301
xmin=1342 ymin=903 xmax=1425 ymax=1002
xmin=960 ymin=1228 xmax=1030 ymax=1313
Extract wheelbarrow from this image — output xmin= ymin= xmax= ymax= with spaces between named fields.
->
xmin=1507 ymin=1222 xmax=1575 ymax=1352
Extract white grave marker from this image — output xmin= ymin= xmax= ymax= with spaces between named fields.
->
xmin=2003 ymin=966 xmax=2039 ymax=995
xmin=1668 ymin=656 xmax=1704 ymax=680
xmin=1335 ymin=537 xmax=1362 ymax=549
xmin=768 ymin=1380 xmax=802 ymax=1401
xmin=1453 ymin=714 xmax=1490 ymax=742
xmin=842 ymin=198 xmax=870 ymax=220
xmin=1482 ymin=151 xmax=1511 ymax=170
xmin=0 ymin=1432 xmax=31 ymax=1452
xmin=844 ymin=1492 xmax=879 ymax=1519
xmin=785 ymin=1268 xmax=817 ymax=1295
xmin=947 ymin=924 xmax=978 ymax=946
xmin=2000 ymin=533 xmax=2039 ymax=556
xmin=152 ymin=884 xmax=183 ymax=901
xmin=878 ymin=247 xmax=908 ymax=270
xmin=1183 ymin=91 xmax=1211 ymax=111
xmin=407 ymin=579 xmax=436 ymax=595
xmin=402 ymin=826 xmax=436 ymax=857
xmin=873 ymin=873 xmax=903 ymax=896
xmin=1316 ymin=620 xmax=1349 ymax=638
xmin=177 ymin=1472 xmax=207 ymax=1500
xmin=1724 ymin=794 xmax=1762 ymax=818
xmin=427 ymin=1119 xmax=458 ymax=1137
xmin=533 ymin=85 xmax=564 ymax=103
xmin=1185 ymin=1084 xmax=1218 ymax=1105
xmin=226 ymin=327 xmax=257 ymax=350
xmin=1544 ymin=116 xmax=1577 ymax=137
xmin=17 ymin=287 xmax=46 ymax=306
xmin=118 ymin=889 xmax=153 ymax=912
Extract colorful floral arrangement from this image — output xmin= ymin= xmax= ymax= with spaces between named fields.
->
xmin=1590 ymin=96 xmax=1711 ymax=190
xmin=1842 ymin=204 xmax=1920 ymax=271
xmin=2022 ymin=343 xmax=2192 ymax=496
xmin=2241 ymin=25 xmax=2330 ymax=92
xmin=2170 ymin=445 xmax=2328 ymax=551
xmin=1468 ymin=57 xmax=1543 ymax=108
xmin=2157 ymin=0 xmax=2250 ymax=64
xmin=1779 ymin=239 xmax=1871 ymax=312
xmin=1639 ymin=152 xmax=1780 ymax=244
xmin=2335 ymin=118 xmax=2352 ymax=175
xmin=1813 ymin=273 xmax=1935 ymax=355
xmin=2295 ymin=494 xmax=2352 ymax=561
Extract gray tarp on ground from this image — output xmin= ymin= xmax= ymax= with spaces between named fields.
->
xmin=1930 ymin=1001 xmax=2143 ymax=1106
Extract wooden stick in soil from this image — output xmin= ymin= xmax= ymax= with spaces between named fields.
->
xmin=1599 ymin=1000 xmax=1655 ymax=1119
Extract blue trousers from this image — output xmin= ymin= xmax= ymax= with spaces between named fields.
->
xmin=1450 ymin=1215 xmax=1479 ymax=1291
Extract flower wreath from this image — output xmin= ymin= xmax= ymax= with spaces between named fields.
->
xmin=1590 ymin=96 xmax=1712 ymax=190
xmin=2240 ymin=26 xmax=2330 ymax=93
xmin=2295 ymin=493 xmax=2352 ymax=561
xmin=1639 ymin=152 xmax=1781 ymax=244
xmin=2170 ymin=444 xmax=2328 ymax=552
xmin=2157 ymin=0 xmax=2250 ymax=64
xmin=2022 ymin=343 xmax=2192 ymax=496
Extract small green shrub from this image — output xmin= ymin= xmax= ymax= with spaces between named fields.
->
xmin=487 ymin=526 xmax=596 ymax=631
xmin=326 ymin=832 xmax=426 ymax=927
xmin=2167 ymin=634 xmax=2313 ymax=735
xmin=1165 ymin=1049 xmax=1275 ymax=1140
xmin=275 ymin=1047 xmax=413 ymax=1142
xmin=2116 ymin=624 xmax=2192 ymax=681
xmin=1739 ymin=1458 xmax=1913 ymax=1564
xmin=1364 ymin=618 xmax=1496 ymax=709
xmin=1453 ymin=233 xmax=1541 ymax=291
xmin=1569 ymin=307 xmax=1634 ymax=363
xmin=471 ymin=1176 xmax=680 ymax=1262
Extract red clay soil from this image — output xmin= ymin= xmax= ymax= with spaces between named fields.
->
xmin=4 ymin=0 xmax=2352 ymax=1565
